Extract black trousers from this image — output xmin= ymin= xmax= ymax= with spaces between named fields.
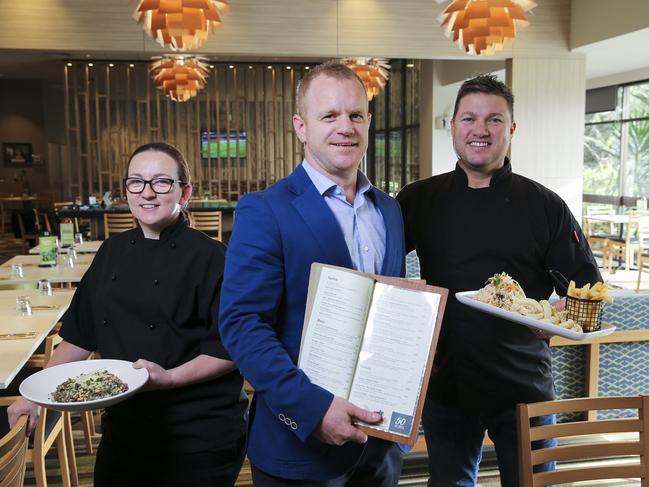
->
xmin=94 ymin=432 xmax=246 ymax=487
xmin=251 ymin=437 xmax=403 ymax=487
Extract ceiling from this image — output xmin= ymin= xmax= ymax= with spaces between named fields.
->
xmin=0 ymin=49 xmax=327 ymax=82
xmin=576 ymin=27 xmax=649 ymax=81
xmin=1 ymin=29 xmax=649 ymax=85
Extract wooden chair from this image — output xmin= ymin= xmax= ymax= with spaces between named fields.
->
xmin=0 ymin=416 xmax=28 ymax=487
xmin=103 ymin=212 xmax=136 ymax=239
xmin=636 ymin=218 xmax=649 ymax=291
xmin=188 ymin=210 xmax=222 ymax=240
xmin=0 ymin=330 xmax=78 ymax=487
xmin=605 ymin=212 xmax=649 ymax=273
xmin=53 ymin=202 xmax=83 ymax=234
xmin=0 ymin=400 xmax=74 ymax=487
xmin=583 ymin=205 xmax=617 ymax=262
xmin=517 ymin=395 xmax=649 ymax=487
xmin=26 ymin=329 xmax=95 ymax=455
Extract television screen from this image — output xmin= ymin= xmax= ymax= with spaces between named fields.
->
xmin=201 ymin=131 xmax=247 ymax=158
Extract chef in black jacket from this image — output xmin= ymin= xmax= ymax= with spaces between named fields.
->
xmin=397 ymin=75 xmax=601 ymax=487
xmin=8 ymin=142 xmax=247 ymax=487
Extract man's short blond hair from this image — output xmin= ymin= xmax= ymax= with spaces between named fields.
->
xmin=296 ymin=60 xmax=368 ymax=116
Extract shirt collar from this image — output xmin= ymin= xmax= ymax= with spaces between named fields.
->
xmin=301 ymin=159 xmax=373 ymax=197
xmin=454 ymin=157 xmax=512 ymax=188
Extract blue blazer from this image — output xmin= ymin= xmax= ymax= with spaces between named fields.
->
xmin=219 ymin=165 xmax=405 ymax=480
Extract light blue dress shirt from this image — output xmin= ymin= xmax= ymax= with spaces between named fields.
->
xmin=302 ymin=160 xmax=386 ymax=274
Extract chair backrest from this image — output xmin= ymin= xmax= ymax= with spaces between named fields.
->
xmin=25 ymin=330 xmax=61 ymax=368
xmin=103 ymin=212 xmax=136 ymax=239
xmin=637 ymin=217 xmax=649 ymax=245
xmin=52 ymin=202 xmax=73 ymax=214
xmin=0 ymin=416 xmax=28 ymax=487
xmin=188 ymin=210 xmax=222 ymax=240
xmin=517 ymin=395 xmax=649 ymax=487
xmin=585 ymin=205 xmax=615 ymax=235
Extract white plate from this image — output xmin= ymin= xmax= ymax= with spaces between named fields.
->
xmin=20 ymin=359 xmax=149 ymax=411
xmin=455 ymin=291 xmax=616 ymax=341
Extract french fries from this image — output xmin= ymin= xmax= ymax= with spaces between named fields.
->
xmin=567 ymin=280 xmax=613 ymax=303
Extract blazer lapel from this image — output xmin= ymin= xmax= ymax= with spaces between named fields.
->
xmin=373 ymin=188 xmax=404 ymax=277
xmin=289 ymin=166 xmax=353 ymax=267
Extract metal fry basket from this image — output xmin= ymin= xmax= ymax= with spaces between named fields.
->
xmin=565 ymin=295 xmax=603 ymax=332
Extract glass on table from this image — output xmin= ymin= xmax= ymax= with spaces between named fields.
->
xmin=59 ymin=253 xmax=75 ymax=268
xmin=10 ymin=264 xmax=24 ymax=279
xmin=16 ymin=295 xmax=32 ymax=316
xmin=37 ymin=279 xmax=53 ymax=296
xmin=74 ymin=232 xmax=84 ymax=245
xmin=67 ymin=247 xmax=78 ymax=261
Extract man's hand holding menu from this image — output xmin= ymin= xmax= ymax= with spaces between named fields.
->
xmin=298 ymin=263 xmax=448 ymax=446
xmin=314 ymin=396 xmax=383 ymax=445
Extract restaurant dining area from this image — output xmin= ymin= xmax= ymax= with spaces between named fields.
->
xmin=1 ymin=1 xmax=649 ymax=486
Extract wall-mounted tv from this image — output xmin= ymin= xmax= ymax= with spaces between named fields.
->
xmin=201 ymin=131 xmax=247 ymax=158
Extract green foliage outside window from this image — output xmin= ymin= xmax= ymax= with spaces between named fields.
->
xmin=584 ymin=82 xmax=649 ymax=200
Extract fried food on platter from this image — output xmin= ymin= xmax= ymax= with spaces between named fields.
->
xmin=475 ymin=272 xmax=583 ymax=333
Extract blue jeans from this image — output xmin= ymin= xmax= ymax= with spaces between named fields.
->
xmin=422 ymin=400 xmax=556 ymax=487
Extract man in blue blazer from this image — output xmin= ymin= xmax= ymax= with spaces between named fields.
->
xmin=219 ymin=61 xmax=406 ymax=485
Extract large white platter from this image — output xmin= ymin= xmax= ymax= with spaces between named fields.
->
xmin=455 ymin=291 xmax=616 ymax=341
xmin=20 ymin=359 xmax=149 ymax=411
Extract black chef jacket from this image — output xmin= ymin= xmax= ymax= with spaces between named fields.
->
xmin=60 ymin=214 xmax=247 ymax=453
xmin=396 ymin=160 xmax=601 ymax=412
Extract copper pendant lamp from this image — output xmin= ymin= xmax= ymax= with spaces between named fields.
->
xmin=134 ymin=0 xmax=229 ymax=51
xmin=439 ymin=0 xmax=537 ymax=56
xmin=341 ymin=58 xmax=391 ymax=101
xmin=150 ymin=56 xmax=209 ymax=102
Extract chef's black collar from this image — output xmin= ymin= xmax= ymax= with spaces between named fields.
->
xmin=134 ymin=211 xmax=188 ymax=242
xmin=453 ymin=157 xmax=513 ymax=188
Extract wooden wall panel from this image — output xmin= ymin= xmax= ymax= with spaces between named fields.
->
xmin=63 ymin=62 xmax=304 ymax=200
xmin=507 ymin=55 xmax=586 ymax=219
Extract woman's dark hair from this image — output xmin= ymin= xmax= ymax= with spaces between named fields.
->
xmin=127 ymin=142 xmax=191 ymax=185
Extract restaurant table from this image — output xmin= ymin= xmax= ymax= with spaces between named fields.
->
xmin=0 ymin=196 xmax=38 ymax=207
xmin=59 ymin=201 xmax=237 ymax=240
xmin=29 ymin=240 xmax=102 ymax=255
xmin=586 ymin=213 xmax=635 ymax=270
xmin=0 ymin=288 xmax=74 ymax=388
xmin=0 ymin=254 xmax=92 ymax=285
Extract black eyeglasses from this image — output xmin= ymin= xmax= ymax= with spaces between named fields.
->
xmin=124 ymin=177 xmax=185 ymax=194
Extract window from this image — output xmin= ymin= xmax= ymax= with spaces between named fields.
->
xmin=368 ymin=60 xmax=420 ymax=195
xmin=584 ymin=81 xmax=649 ymax=207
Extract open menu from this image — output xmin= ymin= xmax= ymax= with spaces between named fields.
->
xmin=297 ymin=263 xmax=447 ymax=445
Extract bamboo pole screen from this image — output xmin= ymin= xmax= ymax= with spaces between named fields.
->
xmin=63 ymin=62 xmax=307 ymax=200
